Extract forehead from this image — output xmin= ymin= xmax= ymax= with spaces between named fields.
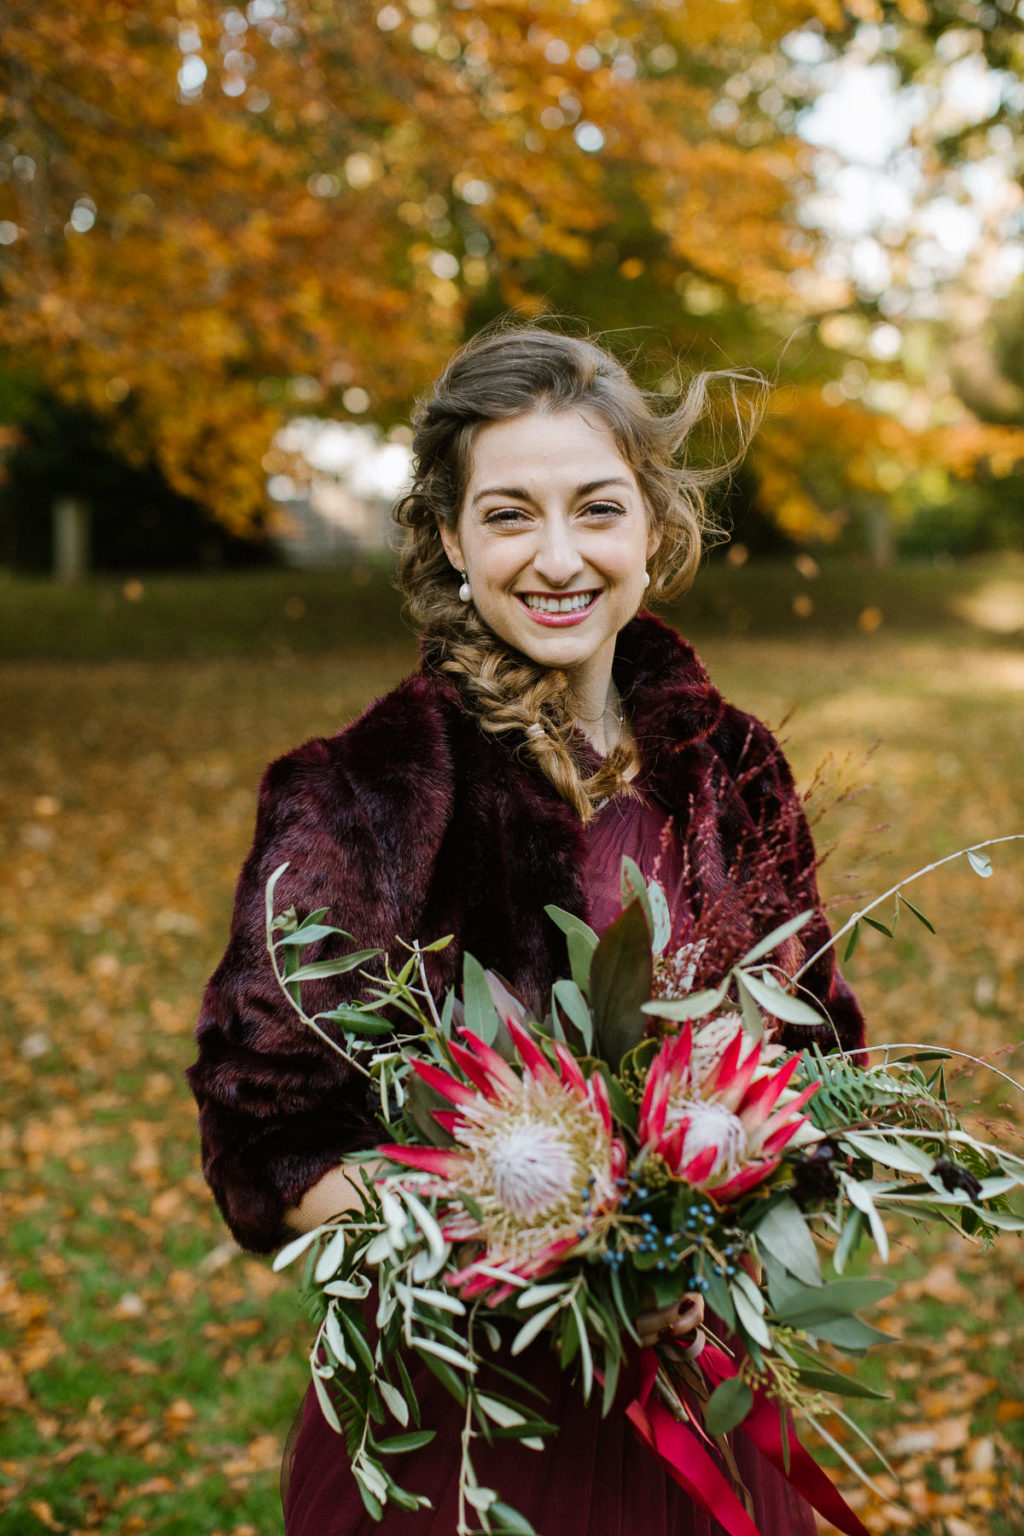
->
xmin=464 ymin=408 xmax=636 ymax=488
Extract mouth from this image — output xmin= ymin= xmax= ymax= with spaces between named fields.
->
xmin=517 ymin=589 xmax=600 ymax=619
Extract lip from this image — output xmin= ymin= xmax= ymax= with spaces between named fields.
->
xmin=516 ymin=590 xmax=600 ymax=628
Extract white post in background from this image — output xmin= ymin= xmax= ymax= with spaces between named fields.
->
xmin=53 ymin=497 xmax=90 ymax=583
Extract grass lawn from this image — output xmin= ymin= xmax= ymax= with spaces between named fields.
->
xmin=1 ymin=558 xmax=1022 ymax=1534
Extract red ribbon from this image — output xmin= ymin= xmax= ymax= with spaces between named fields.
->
xmin=624 ymin=1345 xmax=872 ymax=1536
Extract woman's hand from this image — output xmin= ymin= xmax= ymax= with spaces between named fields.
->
xmin=635 ymin=1290 xmax=705 ymax=1351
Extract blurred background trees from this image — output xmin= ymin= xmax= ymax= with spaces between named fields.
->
xmin=1 ymin=0 xmax=1022 ymax=571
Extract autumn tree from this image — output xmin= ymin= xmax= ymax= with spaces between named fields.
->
xmin=1 ymin=0 xmax=1021 ymax=542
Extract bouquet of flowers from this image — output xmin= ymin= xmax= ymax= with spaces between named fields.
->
xmin=267 ymin=839 xmax=1024 ymax=1536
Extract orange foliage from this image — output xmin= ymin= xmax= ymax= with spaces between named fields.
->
xmin=1 ymin=0 xmax=1020 ymax=537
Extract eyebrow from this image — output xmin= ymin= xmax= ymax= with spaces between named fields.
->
xmin=471 ymin=477 xmax=633 ymax=505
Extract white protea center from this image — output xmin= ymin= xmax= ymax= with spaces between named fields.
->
xmin=449 ymin=1075 xmax=617 ymax=1266
xmin=485 ymin=1122 xmax=576 ymax=1221
xmin=667 ymin=1099 xmax=748 ymax=1181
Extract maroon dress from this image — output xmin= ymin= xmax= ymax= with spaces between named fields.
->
xmin=282 ymin=793 xmax=818 ymax=1536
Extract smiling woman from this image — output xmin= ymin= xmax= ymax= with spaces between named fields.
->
xmin=188 ymin=323 xmax=860 ymax=1536
xmin=396 ymin=325 xmax=767 ymax=816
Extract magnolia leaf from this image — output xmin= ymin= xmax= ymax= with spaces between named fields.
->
xmin=510 ymin=1301 xmax=564 ymax=1356
xmin=737 ymin=969 xmax=823 ymax=1026
xmin=705 ymin=1376 xmax=754 ymax=1436
xmin=488 ymin=1502 xmax=540 ymax=1535
xmin=475 ymin=1395 xmax=530 ymax=1429
xmin=516 ymin=1281 xmax=572 ymax=1310
xmin=314 ymin=1226 xmax=348 ymax=1284
xmin=571 ymin=1300 xmax=594 ymax=1402
xmin=324 ymin=1307 xmax=353 ymax=1370
xmin=378 ymin=1380 xmax=410 ymax=1427
xmin=323 ymin=1276 xmax=371 ymax=1299
xmin=374 ymin=1431 xmax=435 ymax=1455
xmin=589 ymin=900 xmax=653 ymax=1069
xmin=410 ymin=1336 xmax=477 ymax=1372
xmin=642 ymin=980 xmax=729 ymax=1022
xmin=967 ymin=848 xmax=993 ymax=878
xmin=463 ymin=953 xmax=499 ymax=1045
xmin=755 ymin=1198 xmax=822 ymax=1287
xmin=464 ymin=1485 xmax=498 ymax=1513
xmin=272 ymin=1225 xmax=323 ymax=1271
xmin=312 ymin=1370 xmax=342 ymax=1432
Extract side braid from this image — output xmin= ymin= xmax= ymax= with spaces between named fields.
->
xmin=392 ymin=323 xmax=766 ymax=821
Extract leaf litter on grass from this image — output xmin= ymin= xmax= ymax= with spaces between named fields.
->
xmin=1 ymin=634 xmax=1021 ymax=1533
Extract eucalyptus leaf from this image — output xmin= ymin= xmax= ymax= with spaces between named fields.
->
xmin=810 ymin=1314 xmax=896 ymax=1353
xmin=772 ymin=1277 xmax=896 ymax=1327
xmin=733 ymin=1286 xmax=772 ymax=1349
xmin=794 ymin=1367 xmax=891 ymax=1401
xmin=833 ymin=1209 xmax=864 ymax=1275
xmin=566 ymin=929 xmax=595 ymax=994
xmin=704 ymin=1376 xmax=754 ymax=1436
xmin=552 ymin=979 xmax=594 ymax=1052
xmin=754 ymin=1198 xmax=822 ymax=1287
xmin=737 ymin=969 xmax=823 ymax=1026
xmin=463 ymin=953 xmax=499 ymax=1045
xmin=844 ymin=1180 xmax=890 ymax=1261
xmin=841 ymin=1133 xmax=934 ymax=1175
xmin=544 ymin=904 xmax=599 ymax=950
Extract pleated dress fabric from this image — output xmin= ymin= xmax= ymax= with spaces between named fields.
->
xmin=282 ymin=793 xmax=819 ymax=1536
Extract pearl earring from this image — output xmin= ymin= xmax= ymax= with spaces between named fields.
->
xmin=458 ymin=571 xmax=472 ymax=604
xmin=642 ymin=570 xmax=650 ymax=589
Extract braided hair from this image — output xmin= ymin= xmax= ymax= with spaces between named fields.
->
xmin=394 ymin=323 xmax=764 ymax=820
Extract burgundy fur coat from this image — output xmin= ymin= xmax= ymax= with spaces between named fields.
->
xmin=188 ymin=613 xmax=863 ymax=1254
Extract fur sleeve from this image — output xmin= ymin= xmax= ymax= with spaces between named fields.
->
xmin=187 ymin=739 xmax=404 ymax=1253
xmin=715 ymin=707 xmax=866 ymax=1055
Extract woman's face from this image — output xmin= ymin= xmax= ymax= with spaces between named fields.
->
xmin=440 ymin=409 xmax=659 ymax=687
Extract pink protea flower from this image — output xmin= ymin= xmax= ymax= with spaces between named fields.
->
xmin=638 ymin=1021 xmax=819 ymax=1204
xmin=379 ymin=1022 xmax=627 ymax=1300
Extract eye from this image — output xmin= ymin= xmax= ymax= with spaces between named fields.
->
xmin=483 ymin=506 xmax=530 ymax=526
xmin=583 ymin=500 xmax=627 ymax=518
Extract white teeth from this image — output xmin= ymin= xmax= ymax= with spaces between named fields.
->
xmin=522 ymin=591 xmax=596 ymax=614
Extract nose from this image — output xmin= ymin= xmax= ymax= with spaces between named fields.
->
xmin=532 ymin=512 xmax=585 ymax=588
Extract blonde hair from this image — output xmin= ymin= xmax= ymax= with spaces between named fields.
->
xmin=394 ymin=324 xmax=764 ymax=820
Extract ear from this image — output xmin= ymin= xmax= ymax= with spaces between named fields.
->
xmin=645 ymin=519 xmax=663 ymax=563
xmin=437 ymin=516 xmax=464 ymax=573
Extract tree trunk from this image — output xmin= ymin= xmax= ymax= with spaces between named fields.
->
xmin=53 ymin=497 xmax=90 ymax=583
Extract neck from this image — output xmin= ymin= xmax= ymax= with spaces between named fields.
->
xmin=567 ymin=652 xmax=623 ymax=757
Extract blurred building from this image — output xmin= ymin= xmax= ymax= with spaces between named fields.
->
xmin=268 ymin=419 xmax=412 ymax=567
